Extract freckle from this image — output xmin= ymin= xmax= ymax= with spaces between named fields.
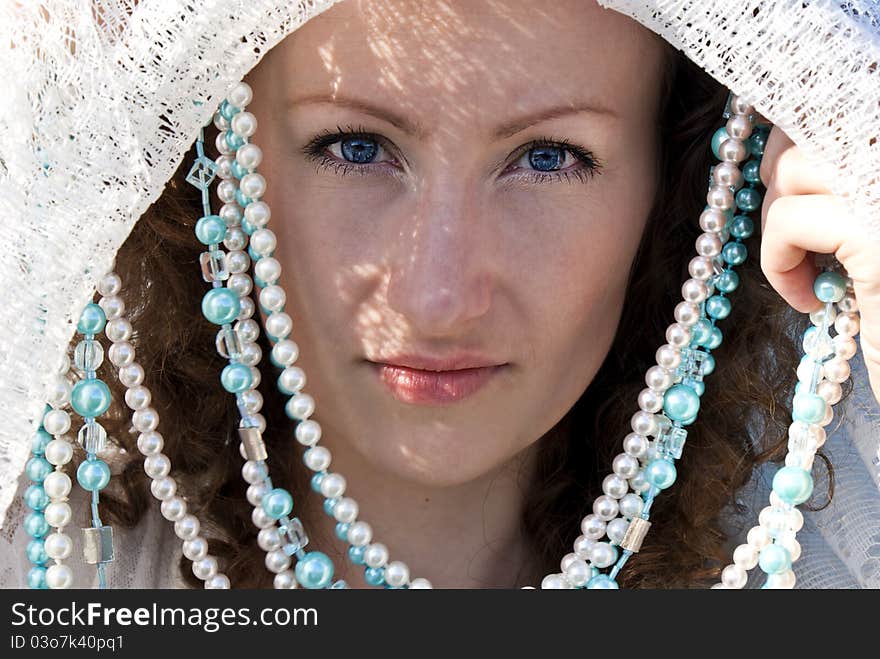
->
xmin=424 ymin=498 xmax=430 ymax=503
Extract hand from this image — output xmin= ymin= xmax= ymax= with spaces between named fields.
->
xmin=758 ymin=124 xmax=880 ymax=406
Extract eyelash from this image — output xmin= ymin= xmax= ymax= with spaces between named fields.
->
xmin=299 ymin=123 xmax=603 ymax=184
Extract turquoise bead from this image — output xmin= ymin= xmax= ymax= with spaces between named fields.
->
xmin=706 ymin=327 xmax=723 ymax=350
xmin=742 ymin=160 xmax=761 ymax=184
xmin=24 ymin=512 xmax=49 ymax=538
xmin=706 ymin=295 xmax=731 ymax=320
xmin=70 ymin=378 xmax=111 ymax=418
xmin=813 ymin=271 xmax=847 ymax=304
xmin=645 ymin=458 xmax=677 ymax=490
xmin=691 ymin=319 xmax=712 ymax=346
xmin=27 ymin=566 xmax=48 ymax=589
xmin=310 ymin=472 xmax=325 ymax=493
xmin=24 ymin=484 xmax=49 ymax=511
xmin=364 ymin=566 xmax=385 ymax=586
xmin=195 ymin=215 xmax=227 ymax=245
xmin=663 ymin=384 xmax=700 ymax=422
xmin=323 ymin=498 xmax=338 ymax=516
xmin=758 ymin=544 xmax=792 ymax=575
xmin=254 ymin=275 xmax=267 ymax=289
xmin=710 ymin=127 xmax=730 ymax=160
xmin=729 ymin=216 xmax=754 ymax=240
xmin=77 ymin=459 xmax=111 ymax=491
xmin=680 ymin=413 xmax=697 ymax=426
xmin=748 ymin=132 xmax=766 ymax=157
xmin=722 ymin=241 xmax=747 ymax=266
xmin=230 ymin=159 xmax=248 ymax=179
xmin=26 ymin=539 xmax=49 ymax=565
xmin=26 ymin=456 xmax=52 ymax=483
xmin=247 ymin=245 xmax=264 ymax=263
xmin=586 ymin=574 xmax=619 ymax=589
xmin=348 ymin=545 xmax=366 ymax=565
xmin=77 ymin=303 xmax=107 ymax=335
xmin=225 ymin=130 xmax=244 ymax=150
xmin=700 ymin=354 xmax=716 ymax=376
xmin=240 ymin=217 xmax=255 ymax=235
xmin=221 ymin=363 xmax=253 ymax=393
xmin=234 ymin=188 xmax=253 ymax=208
xmin=714 ymin=270 xmax=739 ymax=294
xmin=690 ymin=380 xmax=706 ymax=397
xmin=335 ymin=522 xmax=351 ymax=541
xmin=792 ymin=392 xmax=826 ymax=424
xmin=772 ymin=466 xmax=813 ymax=505
xmin=295 ymin=551 xmax=334 ymax=589
xmin=201 ymin=288 xmax=241 ymax=325
xmin=219 ymin=100 xmax=240 ymax=121
xmin=31 ymin=429 xmax=51 ymax=455
xmin=261 ymin=488 xmax=294 ymax=520
xmin=735 ymin=187 xmax=762 ymax=212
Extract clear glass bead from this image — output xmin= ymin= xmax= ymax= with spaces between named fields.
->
xmin=74 ymin=339 xmax=104 ymax=372
xmin=215 ymin=326 xmax=242 ymax=360
xmin=78 ymin=420 xmax=107 ymax=453
xmin=280 ymin=517 xmax=309 ymax=555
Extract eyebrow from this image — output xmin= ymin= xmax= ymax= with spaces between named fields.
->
xmin=287 ymin=94 xmax=617 ymax=141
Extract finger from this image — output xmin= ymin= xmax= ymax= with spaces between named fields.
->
xmin=760 ymin=194 xmax=853 ymax=312
xmin=759 ymin=127 xmax=839 ymax=198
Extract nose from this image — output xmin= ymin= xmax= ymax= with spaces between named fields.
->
xmin=385 ymin=180 xmax=493 ymax=338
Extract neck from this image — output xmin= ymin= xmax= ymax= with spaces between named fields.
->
xmin=296 ymin=429 xmax=544 ymax=589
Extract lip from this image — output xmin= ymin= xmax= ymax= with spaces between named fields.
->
xmin=367 ymin=360 xmax=506 ymax=405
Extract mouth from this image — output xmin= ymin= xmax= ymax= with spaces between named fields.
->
xmin=366 ymin=361 xmax=507 ymax=406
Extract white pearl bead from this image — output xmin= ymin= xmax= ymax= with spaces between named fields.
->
xmin=258 ymin=527 xmax=283 ymax=552
xmin=612 ymin=453 xmax=640 ymax=480
xmin=695 ymin=232 xmax=723 ymax=257
xmin=224 ymin=226 xmax=247 ymax=251
xmin=133 ymin=407 xmax=159 ymax=432
xmin=832 ymin=334 xmax=857 ymax=360
xmin=45 ymin=439 xmax=73 ymax=466
xmin=175 ymin=514 xmax=200 ymax=540
xmin=809 ymin=305 xmax=837 ymax=327
xmin=206 ymin=574 xmax=231 ymax=589
xmin=606 ymin=518 xmax=629 ymax=545
xmin=254 ymin=257 xmax=281 ymax=285
xmin=623 ymin=432 xmax=648 ymax=458
xmin=242 ymin=460 xmax=266 ymax=484
xmin=618 ymin=493 xmax=643 ymax=519
xmin=228 ymin=273 xmax=253 ymax=297
xmin=764 ymin=569 xmax=796 ymax=589
xmin=105 ymin=318 xmax=133 ymax=342
xmin=259 ymin=286 xmax=285 ymax=314
xmin=240 ymin=172 xmax=266 ymax=199
xmin=733 ymin=543 xmax=758 ymax=569
xmin=563 ymin=558 xmax=591 ymax=587
xmin=45 ymin=564 xmax=73 ymax=589
xmin=266 ymin=312 xmax=293 ymax=340
xmin=645 ymin=365 xmax=673 ymax=392
xmin=125 ymin=385 xmax=151 ymax=411
xmin=274 ymin=570 xmax=298 ymax=589
xmin=834 ymin=312 xmax=860 ymax=337
xmin=280 ymin=366 xmax=307 ymax=393
xmin=48 ymin=378 xmax=71 ymax=408
xmin=796 ymin=358 xmax=822 ymax=384
xmin=150 ymin=476 xmax=177 ymax=501
xmin=384 ymin=561 xmax=410 ymax=587
xmin=816 ymin=380 xmax=842 ymax=405
xmin=630 ymin=411 xmax=658 ymax=437
xmin=183 ymin=537 xmax=209 ymax=561
xmin=119 ymin=363 xmax=145 ymax=388
xmin=251 ymin=230 xmax=277 ymax=258
xmin=688 ymin=256 xmax=714 ymax=281
xmin=219 ymin=202 xmax=242 ymax=226
xmin=162 ymin=497 xmax=187 ymax=522
xmin=779 ymin=536 xmax=802 ymax=562
xmin=699 ymin=207 xmax=728 ymax=233
xmin=364 ymin=543 xmax=389 ymax=568
xmin=541 ymin=574 xmax=566 ymax=589
xmin=43 ymin=409 xmax=71 ymax=435
xmin=819 ymin=403 xmax=834 ymax=427
xmin=231 ymin=111 xmax=258 ymax=138
xmin=347 ymin=521 xmax=373 ymax=547
xmin=303 ymin=445 xmax=331 ymax=471
xmin=99 ymin=295 xmax=125 ymax=321
xmin=287 ymin=393 xmax=316 ymax=421
xmin=655 ymin=344 xmax=682 ymax=370
xmin=681 ymin=278 xmax=709 ymax=304
xmin=823 ymin=358 xmax=851 ymax=383
xmin=241 ymin=388 xmax=263 ymax=413
xmin=215 ymin=155 xmax=235 ymax=180
xmin=97 ymin=272 xmax=122 ymax=297
xmin=217 ymin=178 xmax=237 ymax=202
xmin=43 ymin=472 xmax=71 ymax=499
xmin=45 ymin=532 xmax=73 ymax=560
xmin=409 ymin=578 xmax=433 ymax=589
xmin=721 ymin=564 xmax=748 ymax=588
xmin=144 ymin=453 xmax=170 ymax=479
xmin=244 ymin=200 xmax=271 ymax=227
xmin=581 ymin=514 xmax=607 ymax=540
xmin=590 ymin=542 xmax=617 ymax=568
xmin=838 ymin=293 xmax=858 ymax=312
xmin=333 ymin=497 xmax=359 ymax=523
xmin=674 ymin=301 xmax=700 ymax=326
xmin=602 ymin=474 xmax=628 ymax=499
xmin=726 ymin=113 xmax=754 ymax=140
xmin=44 ymin=502 xmax=72 ymax=528
xmin=108 ymin=341 xmax=135 ymax=367
xmin=706 ymin=185 xmax=735 ymax=211
xmin=637 ymin=387 xmax=663 ymax=413
xmin=234 ymin=318 xmax=260 ymax=343
xmin=236 ymin=143 xmax=263 ymax=171
xmin=719 ymin=138 xmax=748 ymax=163
xmin=246 ymin=482 xmax=269 ymax=507
xmin=251 ymin=506 xmax=275 ymax=529
xmin=747 ymin=525 xmax=771 ymax=549
xmin=226 ymin=250 xmax=250 ymax=274
xmin=629 ymin=470 xmax=650 ymax=493
xmin=137 ymin=431 xmax=164 ymax=455
xmin=593 ymin=495 xmax=619 ymax=521
xmin=193 ymin=556 xmax=219 ymax=580
xmin=228 ymin=82 xmax=253 ymax=109
xmin=573 ymin=535 xmax=596 ymax=560
xmin=265 ymin=549 xmax=291 ymax=574
xmin=272 ymin=339 xmax=300 ymax=366
xmin=319 ymin=473 xmax=347 ymax=499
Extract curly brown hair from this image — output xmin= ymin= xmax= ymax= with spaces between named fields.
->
xmin=78 ymin=41 xmax=842 ymax=588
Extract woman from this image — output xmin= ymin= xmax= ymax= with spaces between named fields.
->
xmin=5 ymin=0 xmax=880 ymax=589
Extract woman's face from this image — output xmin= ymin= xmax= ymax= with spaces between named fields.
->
xmin=247 ymin=0 xmax=667 ymax=487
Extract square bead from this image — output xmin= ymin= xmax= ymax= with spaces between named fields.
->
xmin=199 ymin=250 xmax=229 ymax=282
xmin=82 ymin=525 xmax=114 ymax=564
xmin=185 ymin=155 xmax=219 ymax=191
xmin=656 ymin=424 xmax=687 ymax=460
xmin=279 ymin=517 xmax=309 ymax=555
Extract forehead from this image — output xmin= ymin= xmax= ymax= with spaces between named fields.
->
xmin=264 ymin=0 xmax=667 ymax=129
